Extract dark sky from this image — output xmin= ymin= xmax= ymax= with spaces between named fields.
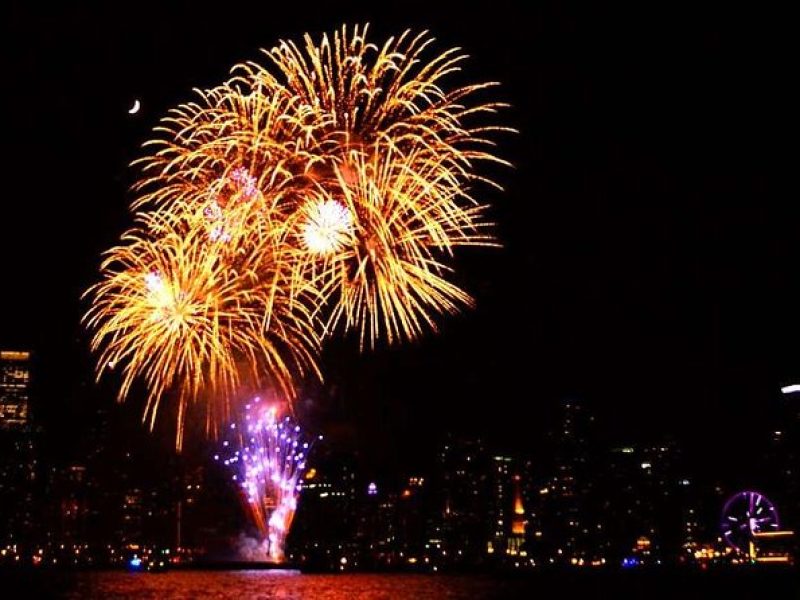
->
xmin=2 ymin=3 xmax=796 ymax=475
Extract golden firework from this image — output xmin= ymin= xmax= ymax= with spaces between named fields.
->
xmin=85 ymin=24 xmax=510 ymax=447
xmin=84 ymin=216 xmax=320 ymax=450
xmin=286 ymin=143 xmax=496 ymax=347
xmin=247 ymin=24 xmax=511 ymax=343
xmin=242 ymin=24 xmax=510 ymax=165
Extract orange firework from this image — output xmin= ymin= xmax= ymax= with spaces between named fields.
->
xmin=85 ymin=24 xmax=509 ymax=447
xmin=241 ymin=24 xmax=510 ymax=166
xmin=245 ymin=24 xmax=511 ymax=343
xmin=84 ymin=215 xmax=320 ymax=450
xmin=286 ymin=143 xmax=496 ymax=347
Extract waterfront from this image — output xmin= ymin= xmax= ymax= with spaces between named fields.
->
xmin=1 ymin=570 xmax=796 ymax=599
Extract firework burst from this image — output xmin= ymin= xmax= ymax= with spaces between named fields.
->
xmin=246 ymin=25 xmax=509 ymax=343
xmin=216 ymin=399 xmax=314 ymax=562
xmin=84 ymin=219 xmax=320 ymax=450
xmin=283 ymin=143 xmax=496 ymax=347
xmin=85 ymin=24 xmax=509 ymax=447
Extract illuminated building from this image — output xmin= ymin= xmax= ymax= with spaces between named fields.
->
xmin=486 ymin=455 xmax=533 ymax=564
xmin=0 ymin=431 xmax=37 ymax=546
xmin=286 ymin=449 xmax=358 ymax=568
xmin=432 ymin=436 xmax=488 ymax=566
xmin=604 ymin=442 xmax=688 ymax=564
xmin=120 ymin=488 xmax=145 ymax=547
xmin=0 ymin=350 xmax=37 ymax=546
xmin=489 ymin=456 xmax=512 ymax=554
xmin=96 ymin=446 xmax=179 ymax=552
xmin=50 ymin=464 xmax=89 ymax=545
xmin=354 ymin=481 xmax=399 ymax=568
xmin=396 ymin=476 xmax=427 ymax=562
xmin=764 ymin=399 xmax=800 ymax=559
xmin=507 ymin=475 xmax=527 ymax=556
xmin=468 ymin=451 xmax=536 ymax=568
xmin=752 ymin=530 xmax=794 ymax=564
xmin=0 ymin=351 xmax=31 ymax=429
xmin=540 ymin=398 xmax=596 ymax=564
xmin=175 ymin=466 xmax=207 ymax=554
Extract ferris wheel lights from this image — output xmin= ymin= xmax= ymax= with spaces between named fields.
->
xmin=720 ymin=490 xmax=780 ymax=554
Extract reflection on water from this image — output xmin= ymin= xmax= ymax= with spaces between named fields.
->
xmin=5 ymin=569 xmax=791 ymax=599
xmin=64 ymin=571 xmax=513 ymax=600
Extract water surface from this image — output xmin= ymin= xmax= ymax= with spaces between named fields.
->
xmin=2 ymin=568 xmax=794 ymax=599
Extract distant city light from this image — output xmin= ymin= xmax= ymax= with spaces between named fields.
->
xmin=129 ymin=556 xmax=142 ymax=569
xmin=621 ymin=557 xmax=639 ymax=568
xmin=640 ymin=462 xmax=652 ymax=469
xmin=367 ymin=482 xmax=378 ymax=496
xmin=781 ymin=384 xmax=800 ymax=394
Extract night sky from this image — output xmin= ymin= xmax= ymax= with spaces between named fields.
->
xmin=2 ymin=3 xmax=796 ymax=476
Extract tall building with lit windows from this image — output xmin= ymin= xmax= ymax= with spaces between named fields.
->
xmin=0 ymin=350 xmax=37 ymax=545
xmin=540 ymin=398 xmax=598 ymax=563
xmin=286 ymin=449 xmax=359 ymax=568
xmin=0 ymin=351 xmax=31 ymax=429
xmin=486 ymin=456 xmax=531 ymax=564
xmin=488 ymin=455 xmax=512 ymax=556
xmin=602 ymin=442 xmax=687 ymax=564
xmin=507 ymin=474 xmax=527 ymax=556
xmin=431 ymin=436 xmax=488 ymax=566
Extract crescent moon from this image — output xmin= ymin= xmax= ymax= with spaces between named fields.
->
xmin=128 ymin=99 xmax=141 ymax=114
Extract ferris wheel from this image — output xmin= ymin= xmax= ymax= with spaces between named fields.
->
xmin=720 ymin=490 xmax=780 ymax=553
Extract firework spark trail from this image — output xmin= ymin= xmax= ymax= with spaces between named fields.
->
xmin=216 ymin=399 xmax=315 ymax=562
xmin=242 ymin=24 xmax=512 ymax=164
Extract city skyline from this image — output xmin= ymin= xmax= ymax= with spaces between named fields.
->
xmin=2 ymin=368 xmax=797 ymax=570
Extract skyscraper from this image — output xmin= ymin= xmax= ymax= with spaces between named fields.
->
xmin=0 ymin=350 xmax=37 ymax=545
xmin=0 ymin=351 xmax=31 ymax=429
xmin=432 ymin=436 xmax=488 ymax=566
xmin=508 ymin=475 xmax=527 ymax=554
xmin=287 ymin=449 xmax=358 ymax=568
xmin=540 ymin=398 xmax=597 ymax=564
